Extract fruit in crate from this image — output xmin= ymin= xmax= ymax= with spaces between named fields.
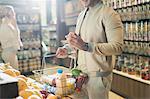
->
xmin=13 ymin=69 xmax=21 ymax=76
xmin=16 ymin=96 xmax=24 ymax=99
xmin=8 ymin=68 xmax=21 ymax=76
xmin=18 ymin=78 xmax=28 ymax=92
xmin=47 ymin=94 xmax=58 ymax=99
xmin=1 ymin=63 xmax=13 ymax=70
xmin=40 ymin=90 xmax=49 ymax=99
xmin=19 ymin=89 xmax=35 ymax=99
xmin=0 ymin=66 xmax=5 ymax=71
xmin=31 ymin=83 xmax=41 ymax=90
xmin=4 ymin=69 xmax=17 ymax=77
xmin=17 ymin=75 xmax=28 ymax=81
xmin=32 ymin=89 xmax=43 ymax=99
xmin=28 ymin=95 xmax=41 ymax=99
xmin=71 ymin=68 xmax=82 ymax=77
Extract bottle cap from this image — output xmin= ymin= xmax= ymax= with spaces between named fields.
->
xmin=57 ymin=69 xmax=63 ymax=74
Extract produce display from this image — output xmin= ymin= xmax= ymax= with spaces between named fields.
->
xmin=0 ymin=63 xmax=59 ymax=99
xmin=0 ymin=63 xmax=88 ymax=99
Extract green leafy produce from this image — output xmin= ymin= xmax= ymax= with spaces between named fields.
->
xmin=71 ymin=68 xmax=82 ymax=77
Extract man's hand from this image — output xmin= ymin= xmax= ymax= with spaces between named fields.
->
xmin=65 ymin=32 xmax=88 ymax=51
xmin=56 ymin=47 xmax=68 ymax=58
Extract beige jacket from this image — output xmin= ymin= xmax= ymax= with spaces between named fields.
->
xmin=75 ymin=3 xmax=124 ymax=73
xmin=0 ymin=18 xmax=22 ymax=50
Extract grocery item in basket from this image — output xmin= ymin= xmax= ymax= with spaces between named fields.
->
xmin=41 ymin=75 xmax=56 ymax=86
xmin=66 ymin=78 xmax=75 ymax=94
xmin=71 ymin=68 xmax=82 ymax=77
xmin=55 ymin=69 xmax=67 ymax=96
xmin=75 ymin=73 xmax=88 ymax=92
xmin=40 ymin=68 xmax=76 ymax=96
xmin=42 ymin=79 xmax=75 ymax=95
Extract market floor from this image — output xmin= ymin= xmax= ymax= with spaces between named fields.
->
xmin=109 ymin=91 xmax=124 ymax=99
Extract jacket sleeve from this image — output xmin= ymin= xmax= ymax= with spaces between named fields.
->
xmin=88 ymin=7 xmax=124 ymax=56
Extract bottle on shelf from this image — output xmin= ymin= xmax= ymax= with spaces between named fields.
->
xmin=115 ymin=54 xmax=150 ymax=80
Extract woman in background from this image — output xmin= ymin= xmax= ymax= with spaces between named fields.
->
xmin=0 ymin=5 xmax=22 ymax=69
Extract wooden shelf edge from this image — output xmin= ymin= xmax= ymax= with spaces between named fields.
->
xmin=113 ymin=69 xmax=150 ymax=85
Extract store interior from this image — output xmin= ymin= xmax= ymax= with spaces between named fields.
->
xmin=0 ymin=0 xmax=150 ymax=99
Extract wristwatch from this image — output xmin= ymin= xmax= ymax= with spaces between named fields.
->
xmin=83 ymin=43 xmax=89 ymax=51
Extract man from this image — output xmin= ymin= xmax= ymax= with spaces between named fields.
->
xmin=56 ymin=0 xmax=123 ymax=99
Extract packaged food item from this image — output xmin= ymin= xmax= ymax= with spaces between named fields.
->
xmin=141 ymin=69 xmax=149 ymax=80
xmin=55 ymin=69 xmax=67 ymax=96
xmin=116 ymin=56 xmax=124 ymax=71
xmin=148 ymin=21 xmax=150 ymax=41
xmin=128 ymin=66 xmax=136 ymax=75
xmin=41 ymin=75 xmax=56 ymax=86
xmin=135 ymin=67 xmax=141 ymax=77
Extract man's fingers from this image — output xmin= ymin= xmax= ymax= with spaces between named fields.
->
xmin=67 ymin=32 xmax=78 ymax=39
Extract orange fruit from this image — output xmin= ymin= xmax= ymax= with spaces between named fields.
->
xmin=28 ymin=95 xmax=41 ymax=99
xmin=18 ymin=78 xmax=28 ymax=92
xmin=0 ymin=67 xmax=5 ymax=71
xmin=47 ymin=94 xmax=57 ymax=99
xmin=11 ymin=69 xmax=20 ymax=76
xmin=3 ymin=63 xmax=13 ymax=69
xmin=16 ymin=96 xmax=24 ymax=99
xmin=7 ymin=66 xmax=13 ymax=69
xmin=17 ymin=75 xmax=28 ymax=81
xmin=31 ymin=83 xmax=41 ymax=90
xmin=32 ymin=89 xmax=43 ymax=99
xmin=19 ymin=89 xmax=35 ymax=99
xmin=4 ymin=69 xmax=17 ymax=77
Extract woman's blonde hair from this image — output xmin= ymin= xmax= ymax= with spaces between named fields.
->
xmin=0 ymin=5 xmax=15 ymax=25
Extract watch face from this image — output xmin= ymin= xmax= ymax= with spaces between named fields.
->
xmin=84 ymin=43 xmax=89 ymax=51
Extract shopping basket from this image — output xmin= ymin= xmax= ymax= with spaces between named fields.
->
xmin=33 ymin=66 xmax=76 ymax=96
xmin=33 ymin=53 xmax=88 ymax=97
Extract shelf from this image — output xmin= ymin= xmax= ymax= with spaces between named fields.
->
xmin=114 ymin=1 xmax=150 ymax=10
xmin=122 ymin=52 xmax=150 ymax=57
xmin=67 ymin=24 xmax=76 ymax=27
xmin=19 ymin=48 xmax=41 ymax=51
xmin=124 ymin=40 xmax=149 ymax=43
xmin=122 ymin=19 xmax=150 ymax=23
xmin=17 ymin=23 xmax=40 ymax=25
xmin=49 ymin=30 xmax=56 ymax=32
xmin=18 ymin=56 xmax=41 ymax=60
xmin=113 ymin=69 xmax=150 ymax=85
xmin=18 ymin=24 xmax=40 ymax=31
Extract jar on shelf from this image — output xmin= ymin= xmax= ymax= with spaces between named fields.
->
xmin=122 ymin=66 xmax=128 ymax=73
xmin=141 ymin=69 xmax=150 ymax=80
xmin=137 ymin=6 xmax=142 ymax=20
xmin=115 ymin=56 xmax=124 ymax=71
xmin=135 ymin=67 xmax=141 ymax=77
xmin=128 ymin=66 xmax=136 ymax=75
